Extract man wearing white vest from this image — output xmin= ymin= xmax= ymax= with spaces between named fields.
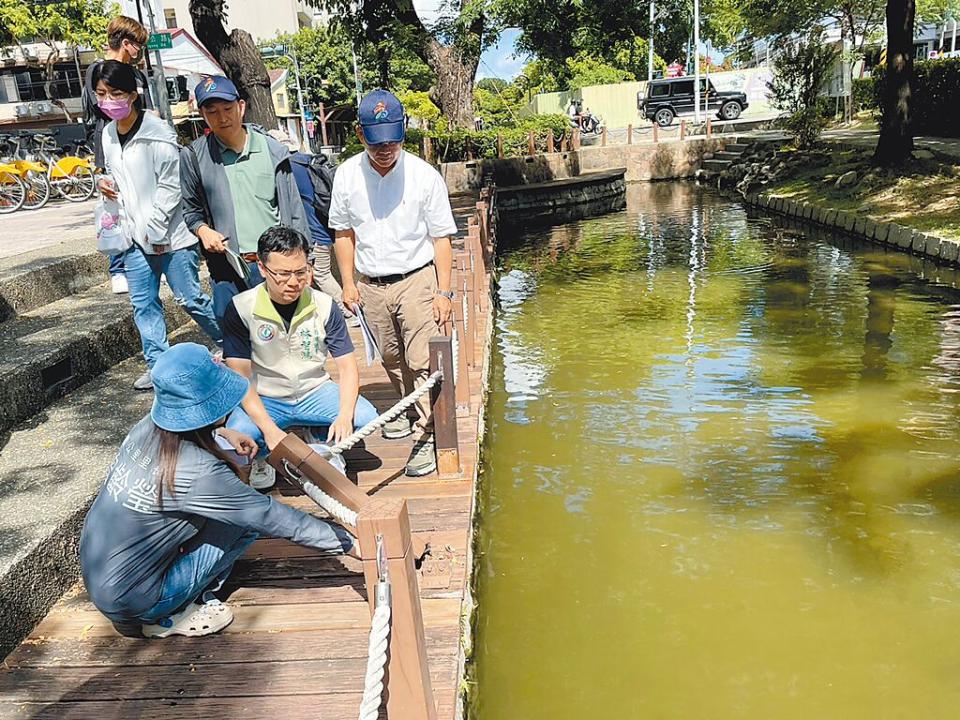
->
xmin=222 ymin=226 xmax=378 ymax=488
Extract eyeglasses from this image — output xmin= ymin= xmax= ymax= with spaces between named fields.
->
xmin=263 ymin=264 xmax=312 ymax=283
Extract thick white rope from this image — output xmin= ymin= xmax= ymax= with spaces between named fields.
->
xmin=281 ymin=459 xmax=359 ymax=528
xmin=358 ymin=602 xmax=391 ymax=720
xmin=328 ymin=370 xmax=443 ymax=455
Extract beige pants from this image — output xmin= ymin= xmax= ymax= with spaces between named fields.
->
xmin=359 ymin=265 xmax=439 ymax=438
xmin=312 ymin=244 xmax=344 ymax=306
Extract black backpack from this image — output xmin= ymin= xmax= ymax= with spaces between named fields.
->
xmin=304 ymin=153 xmax=337 ymax=228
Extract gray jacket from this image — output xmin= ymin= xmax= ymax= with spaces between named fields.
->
xmin=180 ymin=124 xmax=310 ymax=282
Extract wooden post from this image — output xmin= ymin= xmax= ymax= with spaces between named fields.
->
xmin=601 ymin=126 xmax=607 ymax=146
xmin=358 ymin=498 xmax=437 ymax=720
xmin=706 ymin=117 xmax=712 ymax=138
xmin=318 ymin=102 xmax=329 ymax=147
xmin=466 ymin=138 xmax=473 ymax=161
xmin=627 ymin=124 xmax=633 ymax=144
xmin=680 ymin=119 xmax=686 ymax=140
xmin=527 ymin=130 xmax=536 ymax=155
xmin=547 ymin=128 xmax=555 ymax=153
xmin=653 ymin=122 xmax=659 ymax=143
xmin=451 ymin=262 xmax=472 ymax=417
xmin=496 ymin=133 xmax=504 ymax=159
xmin=572 ymin=129 xmax=581 ymax=150
xmin=423 ymin=135 xmax=433 ymax=164
xmin=429 ymin=336 xmax=460 ymax=478
xmin=457 ymin=254 xmax=476 ymax=369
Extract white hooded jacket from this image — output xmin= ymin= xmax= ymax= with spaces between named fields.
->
xmin=102 ymin=112 xmax=196 ymax=254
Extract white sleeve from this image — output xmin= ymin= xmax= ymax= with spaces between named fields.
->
xmin=327 ymin=165 xmax=352 ymax=231
xmin=425 ymin=169 xmax=458 ymax=238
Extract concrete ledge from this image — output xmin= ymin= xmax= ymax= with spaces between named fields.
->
xmin=745 ymin=192 xmax=960 ymax=268
xmin=0 ymin=240 xmax=105 ymax=323
xmin=0 ymin=327 xmax=208 ymax=659
xmin=496 ymin=169 xmax=627 ymax=229
xmin=0 ymin=279 xmax=195 ymax=435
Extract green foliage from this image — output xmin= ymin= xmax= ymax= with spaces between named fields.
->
xmin=0 ymin=0 xmax=113 ymax=51
xmin=565 ymin=53 xmax=635 ymax=91
xmin=872 ymin=58 xmax=960 ymax=138
xmin=784 ymin=107 xmax=830 ymax=149
xmin=767 ymin=29 xmax=839 ymax=115
xmin=852 ymin=77 xmax=875 ymax=112
xmin=398 ymin=90 xmax=440 ymax=122
xmin=428 ymin=113 xmax=569 ymax=163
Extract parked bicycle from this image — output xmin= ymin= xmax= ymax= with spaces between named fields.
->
xmin=0 ymin=162 xmax=26 ymax=214
xmin=0 ymin=133 xmax=50 ymax=210
xmin=29 ymin=132 xmax=96 ymax=203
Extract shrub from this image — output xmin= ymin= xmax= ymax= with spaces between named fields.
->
xmin=852 ymin=77 xmax=875 ymax=112
xmin=785 ymin=106 xmax=830 ymax=149
xmin=873 ymin=58 xmax=960 ymax=137
xmin=428 ymin=113 xmax=570 ymax=163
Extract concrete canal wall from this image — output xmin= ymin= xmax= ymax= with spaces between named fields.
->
xmin=440 ymin=137 xmax=729 ymax=193
xmin=743 ymin=191 xmax=960 ymax=267
xmin=494 ymin=168 xmax=628 ymax=229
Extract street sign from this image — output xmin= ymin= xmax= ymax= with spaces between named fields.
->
xmin=147 ymin=33 xmax=173 ymax=51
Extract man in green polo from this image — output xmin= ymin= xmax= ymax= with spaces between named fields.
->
xmin=222 ymin=226 xmax=378 ymax=489
xmin=181 ymin=75 xmax=311 ymax=322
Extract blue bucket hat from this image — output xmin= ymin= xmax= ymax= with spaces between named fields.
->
xmin=358 ymin=89 xmax=405 ymax=145
xmin=195 ymin=75 xmax=240 ymax=108
xmin=150 ymin=343 xmax=249 ymax=432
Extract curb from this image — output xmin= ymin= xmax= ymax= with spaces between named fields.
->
xmin=742 ymin=192 xmax=960 ymax=266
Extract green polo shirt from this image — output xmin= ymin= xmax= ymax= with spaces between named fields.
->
xmin=219 ymin=130 xmax=280 ymax=253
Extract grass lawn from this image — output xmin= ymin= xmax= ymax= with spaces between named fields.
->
xmin=765 ymin=148 xmax=960 ymax=241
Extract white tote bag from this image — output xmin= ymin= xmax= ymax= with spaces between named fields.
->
xmin=94 ymin=197 xmax=132 ymax=256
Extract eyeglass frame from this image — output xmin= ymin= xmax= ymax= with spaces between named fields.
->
xmin=261 ymin=262 xmax=313 ymax=283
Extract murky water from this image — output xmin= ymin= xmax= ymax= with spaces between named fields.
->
xmin=471 ymin=183 xmax=960 ymax=719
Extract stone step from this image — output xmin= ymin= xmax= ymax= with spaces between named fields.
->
xmin=714 ymin=151 xmax=743 ymax=161
xmin=0 ymin=277 xmax=196 ymax=436
xmin=0 ymin=325 xmax=209 ymax=659
xmin=0 ymin=239 xmax=105 ymax=324
xmin=702 ymin=159 xmax=733 ymax=171
xmin=725 ymin=143 xmax=751 ymax=152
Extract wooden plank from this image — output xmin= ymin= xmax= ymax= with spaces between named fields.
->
xmin=0 ymin=655 xmax=458 ymax=703
xmin=6 ymin=626 xmax=459 ymax=669
xmin=28 ymin=598 xmax=461 ymax=640
xmin=0 ymin=693 xmax=456 ymax=720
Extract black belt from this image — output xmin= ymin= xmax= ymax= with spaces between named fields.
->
xmin=364 ymin=262 xmax=433 ymax=285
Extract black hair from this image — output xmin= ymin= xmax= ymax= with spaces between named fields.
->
xmin=257 ymin=225 xmax=310 ymax=262
xmin=94 ymin=60 xmax=137 ymax=94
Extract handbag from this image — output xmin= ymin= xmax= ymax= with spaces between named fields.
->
xmin=94 ymin=197 xmax=132 ymax=256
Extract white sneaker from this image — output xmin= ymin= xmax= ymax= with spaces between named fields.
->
xmin=142 ymin=599 xmax=233 ymax=638
xmin=249 ymin=459 xmax=276 ymax=490
xmin=111 ymin=274 xmax=129 ymax=294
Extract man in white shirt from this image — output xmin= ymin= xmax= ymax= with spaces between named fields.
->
xmin=329 ymin=90 xmax=459 ymax=477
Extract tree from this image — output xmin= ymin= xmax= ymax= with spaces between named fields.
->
xmin=874 ymin=0 xmax=916 ymax=165
xmin=565 ymin=53 xmax=635 ymax=90
xmin=0 ymin=0 xmax=112 ymax=120
xmin=188 ymin=0 xmax=277 ymax=128
xmin=314 ymin=0 xmax=499 ymax=129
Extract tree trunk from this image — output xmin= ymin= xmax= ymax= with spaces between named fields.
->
xmin=874 ymin=0 xmax=915 ymax=166
xmin=188 ymin=0 xmax=277 ymax=129
xmin=424 ymin=42 xmax=478 ymax=129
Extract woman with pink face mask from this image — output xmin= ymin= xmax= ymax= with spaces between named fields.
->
xmin=96 ymin=60 xmax=222 ymax=392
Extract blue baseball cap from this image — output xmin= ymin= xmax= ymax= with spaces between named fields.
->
xmin=150 ymin=343 xmax=249 ymax=432
xmin=358 ymin=90 xmax=405 ymax=145
xmin=195 ymin=75 xmax=240 ymax=108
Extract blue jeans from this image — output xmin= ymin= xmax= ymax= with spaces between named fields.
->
xmin=124 ymin=244 xmax=223 ymax=369
xmin=212 ymin=261 xmax=264 ymax=323
xmin=109 ymin=253 xmax=125 ymax=276
xmin=226 ymin=381 xmax=380 ymax=457
xmin=136 ymin=520 xmax=258 ymax=623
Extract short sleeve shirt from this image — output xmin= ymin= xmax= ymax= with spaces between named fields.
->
xmin=219 ymin=130 xmax=281 ymax=253
xmin=327 ymin=150 xmax=459 ymax=277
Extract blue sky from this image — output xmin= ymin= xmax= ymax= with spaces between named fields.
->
xmin=478 ymin=29 xmax=526 ymax=80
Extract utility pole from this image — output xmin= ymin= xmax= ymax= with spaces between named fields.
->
xmin=289 ymin=45 xmax=309 ymax=151
xmin=693 ymin=0 xmax=701 ymax=123
xmin=351 ymin=46 xmax=362 ymax=107
xmin=139 ymin=0 xmax=172 ymax=126
xmin=648 ymin=0 xmax=655 ymax=82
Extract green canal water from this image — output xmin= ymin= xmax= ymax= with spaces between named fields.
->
xmin=471 ymin=183 xmax=960 ymax=719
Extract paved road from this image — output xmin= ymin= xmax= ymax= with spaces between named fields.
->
xmin=0 ymin=198 xmax=97 ymax=260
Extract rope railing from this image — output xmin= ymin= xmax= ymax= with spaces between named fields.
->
xmin=358 ymin=534 xmax=392 ymax=720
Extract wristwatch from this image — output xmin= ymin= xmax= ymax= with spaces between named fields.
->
xmin=436 ymin=290 xmax=456 ymax=300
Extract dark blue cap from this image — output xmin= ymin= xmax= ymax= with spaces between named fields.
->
xmin=195 ymin=75 xmax=240 ymax=107
xmin=358 ymin=90 xmax=405 ymax=145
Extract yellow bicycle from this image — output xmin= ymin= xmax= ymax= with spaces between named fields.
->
xmin=0 ymin=162 xmax=26 ymax=214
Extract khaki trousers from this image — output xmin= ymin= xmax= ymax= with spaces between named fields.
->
xmin=359 ymin=265 xmax=439 ymax=438
xmin=312 ymin=244 xmax=344 ymax=306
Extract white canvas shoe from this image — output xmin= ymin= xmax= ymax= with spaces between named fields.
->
xmin=111 ymin=274 xmax=128 ymax=294
xmin=249 ymin=458 xmax=276 ymax=490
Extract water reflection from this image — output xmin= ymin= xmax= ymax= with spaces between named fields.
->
xmin=473 ymin=183 xmax=960 ymax=720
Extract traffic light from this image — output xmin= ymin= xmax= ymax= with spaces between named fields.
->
xmin=165 ymin=76 xmax=188 ymax=103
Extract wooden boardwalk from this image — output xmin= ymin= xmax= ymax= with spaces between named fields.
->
xmin=0 ymin=194 xmax=492 ymax=720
